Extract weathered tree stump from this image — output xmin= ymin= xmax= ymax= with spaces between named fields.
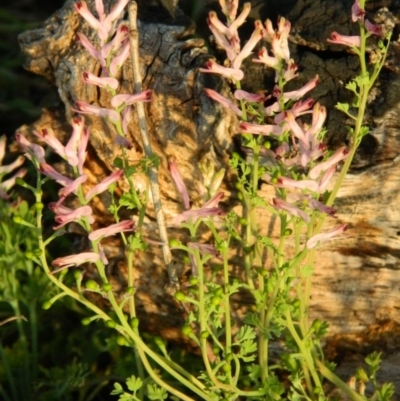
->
xmin=16 ymin=0 xmax=400 ymax=391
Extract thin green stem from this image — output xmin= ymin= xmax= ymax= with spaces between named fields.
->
xmin=316 ymin=359 xmax=366 ymax=401
xmin=284 ymin=310 xmax=322 ymax=393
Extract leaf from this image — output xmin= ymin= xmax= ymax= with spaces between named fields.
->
xmin=236 ymin=325 xmax=256 ymax=344
xmin=111 ymin=383 xmax=124 ymax=395
xmin=345 ymin=81 xmax=357 ymax=93
xmin=377 ymin=383 xmax=395 ymax=401
xmin=301 ymin=265 xmax=314 ymax=277
xmin=118 ymin=394 xmax=135 ymax=401
xmin=335 ymin=102 xmax=350 ymax=113
xmin=147 ymin=384 xmax=168 ymax=400
xmin=126 ymin=376 xmax=143 ymax=393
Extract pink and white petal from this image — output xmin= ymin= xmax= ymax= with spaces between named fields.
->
xmin=283 ymin=76 xmax=319 ymax=101
xmin=232 ymin=22 xmax=264 ymax=70
xmin=308 ymin=198 xmax=336 ymax=217
xmin=306 ymin=224 xmax=348 ymax=249
xmin=234 ymin=89 xmax=265 ymax=102
xmin=199 ymin=59 xmax=244 ymax=81
xmin=309 ymin=147 xmax=349 ymax=180
xmin=88 ymin=220 xmax=134 ymax=241
xmin=202 ymin=191 xmax=224 ymax=209
xmin=0 ymin=156 xmax=25 ymax=175
xmin=77 ymin=128 xmax=90 ymax=175
xmin=73 ymin=101 xmax=121 ymax=124
xmin=52 ymin=251 xmax=100 ymax=271
xmin=204 ymin=88 xmax=242 ymax=116
xmin=85 ymin=169 xmax=123 ymax=201
xmin=239 ymin=122 xmax=283 ymax=136
xmin=111 ymin=90 xmax=152 ymax=108
xmin=58 ymin=174 xmax=88 ymax=199
xmin=229 ymin=2 xmax=251 ymax=31
xmin=169 ymin=159 xmax=190 ymax=210
xmin=272 ymin=197 xmax=310 ymax=223
xmin=74 ymin=1 xmax=101 ymax=31
xmin=82 ymin=71 xmax=119 ymax=90
xmin=109 ymin=40 xmax=130 ymax=77
xmin=0 ymin=168 xmax=27 ymax=192
xmin=277 ymin=176 xmax=320 ymax=193
xmin=40 ymin=163 xmax=73 ymax=187
xmin=327 ymin=32 xmax=361 ymax=47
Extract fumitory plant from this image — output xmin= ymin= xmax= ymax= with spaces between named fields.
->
xmin=3 ymin=0 xmax=395 ymax=400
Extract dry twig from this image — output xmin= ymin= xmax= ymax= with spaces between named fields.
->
xmin=128 ymin=1 xmax=178 ymax=290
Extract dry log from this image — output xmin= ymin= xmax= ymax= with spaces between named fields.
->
xmin=16 ymin=0 xmax=400 ymax=391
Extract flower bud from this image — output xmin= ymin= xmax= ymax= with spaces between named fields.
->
xmin=181 ymin=325 xmax=192 ymax=336
xmin=42 ymin=301 xmax=52 ymax=310
xmin=34 ymin=202 xmax=44 ymax=211
xmin=106 ymin=320 xmax=117 ymax=328
xmin=130 ymin=317 xmax=139 ymax=329
xmin=85 ymin=280 xmax=99 ymax=291
xmin=200 ymin=331 xmax=210 ymax=339
xmin=174 ymin=291 xmax=186 ymax=301
xmin=117 ymin=336 xmax=128 ymax=346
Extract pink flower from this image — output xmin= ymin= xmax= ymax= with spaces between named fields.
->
xmin=33 ymin=118 xmax=89 ymax=169
xmin=172 ymin=205 xmax=224 ymax=226
xmin=204 ymin=88 xmax=242 ymax=116
xmin=274 ymin=98 xmax=314 ymax=124
xmin=111 ymin=90 xmax=152 ymax=108
xmin=351 ymin=0 xmax=365 ymax=22
xmin=234 ymin=89 xmax=265 ymax=103
xmin=308 ymin=198 xmax=336 ymax=217
xmin=49 ymin=203 xmax=94 ymax=229
xmin=89 ymin=220 xmax=135 ymax=241
xmin=253 ymin=46 xmax=279 ymax=68
xmin=280 ymin=75 xmax=319 ymax=101
xmin=82 ymin=71 xmax=119 ymax=90
xmin=40 ymin=163 xmax=73 ymax=187
xmin=52 ymin=252 xmax=100 ymax=272
xmin=207 ymin=17 xmax=236 ymax=61
xmin=228 ymin=2 xmax=251 ymax=30
xmin=271 ymin=18 xmax=291 ymax=62
xmin=365 ymin=19 xmax=382 ymax=37
xmin=78 ymin=127 xmax=90 ymax=175
xmin=232 ymin=21 xmax=264 ymax=70
xmin=239 ymin=122 xmax=283 ymax=136
xmin=272 ymin=197 xmax=310 ymax=223
xmin=0 ymin=137 xmax=24 ymax=175
xmin=306 ymin=224 xmax=348 ymax=249
xmin=100 ymin=22 xmax=128 ymax=59
xmin=187 ymin=242 xmax=220 ymax=258
xmin=327 ymin=32 xmax=360 ymax=47
xmin=85 ymin=169 xmax=123 ymax=201
xmin=76 ymin=33 xmax=106 ymax=66
xmin=218 ymin=0 xmax=240 ymax=22
xmin=199 ymin=59 xmax=244 ymax=81
xmin=309 ymin=147 xmax=349 ymax=179
xmin=277 ymin=176 xmax=320 ymax=193
xmin=75 ymin=0 xmax=129 ymax=45
xmin=15 ymin=133 xmax=46 ymax=164
xmin=109 ymin=40 xmax=130 ymax=76
xmin=0 ymin=169 xmax=27 ymax=199
xmin=58 ymin=174 xmax=88 ymax=200
xmin=169 ymin=159 xmax=190 ymax=209
xmin=73 ymin=101 xmax=121 ymax=124
xmin=121 ymin=106 xmax=133 ymax=137
xmin=34 ymin=128 xmax=65 ymax=159
xmin=283 ymin=59 xmax=299 ymax=82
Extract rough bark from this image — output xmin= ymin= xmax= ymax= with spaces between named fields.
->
xmin=16 ymin=0 xmax=400 ymax=391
